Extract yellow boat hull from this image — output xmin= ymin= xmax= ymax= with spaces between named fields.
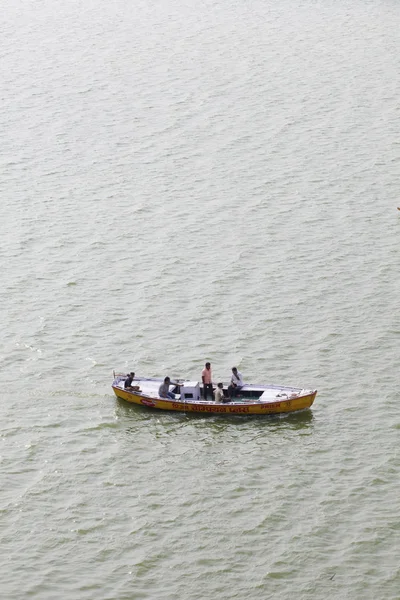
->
xmin=112 ymin=386 xmax=317 ymax=416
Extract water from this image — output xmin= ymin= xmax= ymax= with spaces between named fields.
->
xmin=1 ymin=0 xmax=400 ymax=597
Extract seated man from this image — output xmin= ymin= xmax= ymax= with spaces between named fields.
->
xmin=158 ymin=376 xmax=176 ymax=400
xmin=124 ymin=372 xmax=141 ymax=391
xmin=214 ymin=382 xmax=224 ymax=403
xmin=227 ymin=367 xmax=244 ymax=400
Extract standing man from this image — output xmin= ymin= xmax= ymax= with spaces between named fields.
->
xmin=228 ymin=367 xmax=244 ymax=399
xmin=202 ymin=362 xmax=213 ymax=401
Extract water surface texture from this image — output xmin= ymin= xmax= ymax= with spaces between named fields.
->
xmin=1 ymin=0 xmax=400 ymax=598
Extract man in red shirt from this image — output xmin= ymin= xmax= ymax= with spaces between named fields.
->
xmin=201 ymin=362 xmax=213 ymax=401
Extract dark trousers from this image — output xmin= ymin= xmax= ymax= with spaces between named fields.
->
xmin=203 ymin=383 xmax=213 ymax=400
xmin=228 ymin=384 xmax=242 ymax=399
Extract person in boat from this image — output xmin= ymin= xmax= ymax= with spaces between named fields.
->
xmin=124 ymin=372 xmax=141 ymax=391
xmin=227 ymin=367 xmax=244 ymax=399
xmin=214 ymin=382 xmax=224 ymax=403
xmin=158 ymin=376 xmax=177 ymax=400
xmin=201 ymin=361 xmax=213 ymax=400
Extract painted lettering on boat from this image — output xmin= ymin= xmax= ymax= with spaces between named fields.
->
xmin=172 ymin=403 xmax=227 ymax=413
xmin=260 ymin=403 xmax=282 ymax=410
xmin=170 ymin=403 xmax=252 ymax=414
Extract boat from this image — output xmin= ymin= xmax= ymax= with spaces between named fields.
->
xmin=112 ymin=373 xmax=317 ymax=415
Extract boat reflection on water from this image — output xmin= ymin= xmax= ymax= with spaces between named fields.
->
xmin=114 ymin=393 xmax=315 ymax=434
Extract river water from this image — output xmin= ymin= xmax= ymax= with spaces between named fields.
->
xmin=1 ymin=0 xmax=400 ymax=598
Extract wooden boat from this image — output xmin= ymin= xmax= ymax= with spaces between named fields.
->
xmin=112 ymin=373 xmax=317 ymax=415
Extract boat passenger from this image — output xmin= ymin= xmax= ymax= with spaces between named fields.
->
xmin=124 ymin=372 xmax=141 ymax=391
xmin=214 ymin=382 xmax=224 ymax=403
xmin=227 ymin=367 xmax=244 ymax=399
xmin=201 ymin=362 xmax=213 ymax=400
xmin=158 ymin=377 xmax=176 ymax=400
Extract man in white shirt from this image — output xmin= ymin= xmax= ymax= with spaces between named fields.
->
xmin=228 ymin=367 xmax=244 ymax=399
